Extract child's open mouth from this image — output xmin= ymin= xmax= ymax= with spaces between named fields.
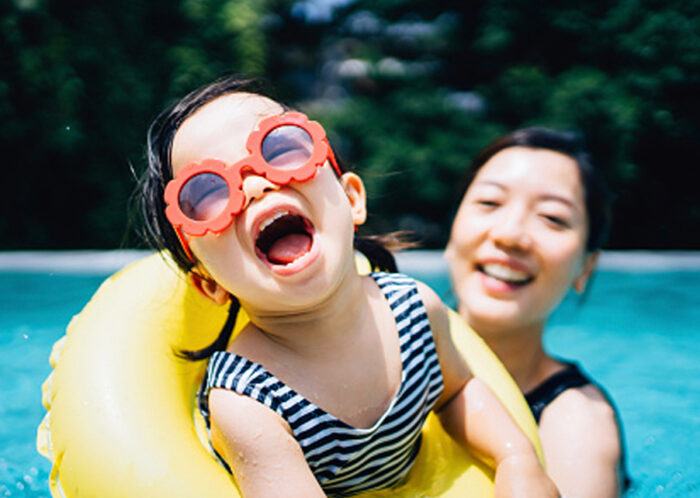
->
xmin=255 ymin=210 xmax=316 ymax=269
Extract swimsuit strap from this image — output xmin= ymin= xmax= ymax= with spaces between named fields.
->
xmin=524 ymin=361 xmax=632 ymax=489
xmin=524 ymin=362 xmax=590 ymax=424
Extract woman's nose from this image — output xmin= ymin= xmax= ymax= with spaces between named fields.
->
xmin=241 ymin=172 xmax=279 ymax=208
xmin=490 ymin=207 xmax=533 ymax=251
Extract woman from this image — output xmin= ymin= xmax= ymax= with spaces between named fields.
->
xmin=445 ymin=127 xmax=629 ymax=497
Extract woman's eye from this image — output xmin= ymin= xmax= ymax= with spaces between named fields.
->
xmin=543 ymin=214 xmax=570 ymax=228
xmin=477 ymin=200 xmax=500 ymax=208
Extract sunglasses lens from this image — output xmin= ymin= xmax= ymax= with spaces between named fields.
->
xmin=261 ymin=125 xmax=314 ymax=170
xmin=178 ymin=173 xmax=229 ymax=221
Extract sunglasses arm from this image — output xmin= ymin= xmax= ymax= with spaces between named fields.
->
xmin=174 ymin=226 xmax=196 ymax=264
xmin=324 ymin=139 xmax=342 ymax=177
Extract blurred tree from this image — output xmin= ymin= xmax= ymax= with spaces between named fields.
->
xmin=1 ymin=0 xmax=698 ymax=249
xmin=0 ymin=0 xmax=272 ymax=249
xmin=301 ymin=0 xmax=700 ymax=248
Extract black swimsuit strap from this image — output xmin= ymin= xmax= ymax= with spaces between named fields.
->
xmin=524 ymin=362 xmax=590 ymax=424
xmin=524 ymin=362 xmax=632 ymax=490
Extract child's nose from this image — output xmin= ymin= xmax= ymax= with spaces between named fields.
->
xmin=241 ymin=172 xmax=279 ymax=208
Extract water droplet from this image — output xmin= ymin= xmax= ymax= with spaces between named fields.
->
xmin=15 ymin=481 xmax=24 ymax=491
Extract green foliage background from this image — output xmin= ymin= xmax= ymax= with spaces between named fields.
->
xmin=1 ymin=0 xmax=698 ymax=249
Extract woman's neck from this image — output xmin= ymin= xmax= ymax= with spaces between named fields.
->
xmin=468 ymin=319 xmax=553 ymax=393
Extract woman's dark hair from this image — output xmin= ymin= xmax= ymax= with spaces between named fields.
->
xmin=135 ymin=75 xmax=401 ymax=361
xmin=458 ymin=127 xmax=612 ymax=252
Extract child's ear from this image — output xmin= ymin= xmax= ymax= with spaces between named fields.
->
xmin=573 ymin=251 xmax=599 ymax=293
xmin=189 ymin=273 xmax=229 ymax=305
xmin=340 ymin=172 xmax=367 ymax=226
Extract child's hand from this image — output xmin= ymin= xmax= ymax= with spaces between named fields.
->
xmin=494 ymin=452 xmax=559 ymax=498
xmin=433 ymin=371 xmax=558 ymax=498
xmin=420 ymin=294 xmax=558 ymax=497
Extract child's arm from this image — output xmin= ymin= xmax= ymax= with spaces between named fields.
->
xmin=208 ymin=388 xmax=326 ymax=498
xmin=416 ymin=282 xmax=559 ymax=498
xmin=438 ymin=377 xmax=559 ymax=497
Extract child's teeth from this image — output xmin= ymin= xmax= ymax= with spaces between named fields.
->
xmin=482 ymin=263 xmax=531 ymax=283
xmin=259 ymin=211 xmax=289 ymax=232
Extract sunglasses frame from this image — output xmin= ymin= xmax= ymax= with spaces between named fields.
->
xmin=163 ymin=111 xmax=340 ymax=262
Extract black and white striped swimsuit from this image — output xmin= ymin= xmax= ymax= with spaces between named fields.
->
xmin=198 ymin=272 xmax=444 ymax=497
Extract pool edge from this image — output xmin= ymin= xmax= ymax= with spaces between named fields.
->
xmin=0 ymin=249 xmax=699 ymax=274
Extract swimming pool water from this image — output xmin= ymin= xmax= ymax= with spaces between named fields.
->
xmin=1 ymin=272 xmax=107 ymax=497
xmin=1 ymin=256 xmax=699 ymax=496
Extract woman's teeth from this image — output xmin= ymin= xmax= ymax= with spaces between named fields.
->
xmin=480 ymin=263 xmax=533 ymax=284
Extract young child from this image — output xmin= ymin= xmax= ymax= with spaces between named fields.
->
xmin=138 ymin=76 xmax=557 ymax=497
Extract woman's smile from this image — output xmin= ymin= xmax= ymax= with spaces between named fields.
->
xmin=476 ymin=259 xmax=536 ymax=295
xmin=447 ymin=147 xmax=590 ymax=330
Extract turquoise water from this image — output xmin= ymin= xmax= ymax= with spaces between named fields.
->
xmin=1 ymin=272 xmax=107 ymax=497
xmin=1 ymin=261 xmax=699 ymax=496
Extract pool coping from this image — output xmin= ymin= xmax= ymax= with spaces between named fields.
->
xmin=0 ymin=249 xmax=699 ymax=274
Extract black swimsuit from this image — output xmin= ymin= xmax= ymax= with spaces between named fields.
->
xmin=525 ymin=362 xmax=591 ymax=424
xmin=524 ymin=361 xmax=631 ymax=490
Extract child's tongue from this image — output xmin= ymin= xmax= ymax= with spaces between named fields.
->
xmin=267 ymin=233 xmax=312 ymax=265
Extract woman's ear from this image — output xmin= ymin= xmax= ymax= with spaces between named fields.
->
xmin=444 ymin=240 xmax=455 ymax=265
xmin=573 ymin=251 xmax=599 ymax=293
xmin=340 ymin=172 xmax=367 ymax=226
xmin=189 ymin=273 xmax=230 ymax=305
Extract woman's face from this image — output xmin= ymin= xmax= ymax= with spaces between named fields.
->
xmin=445 ymin=147 xmax=596 ymax=333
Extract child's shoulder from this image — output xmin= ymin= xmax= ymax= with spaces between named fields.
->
xmin=368 ymin=271 xmax=447 ymax=320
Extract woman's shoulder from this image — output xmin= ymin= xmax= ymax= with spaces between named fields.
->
xmin=538 ymin=364 xmax=621 ymax=453
xmin=538 ymin=383 xmax=623 ymax=494
xmin=541 ymin=382 xmax=620 ymax=437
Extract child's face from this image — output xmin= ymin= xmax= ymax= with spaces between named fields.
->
xmin=171 ymin=93 xmax=366 ymax=313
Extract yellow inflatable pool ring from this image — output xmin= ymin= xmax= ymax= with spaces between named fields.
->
xmin=37 ymin=252 xmax=543 ymax=497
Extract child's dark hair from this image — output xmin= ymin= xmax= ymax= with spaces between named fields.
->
xmin=136 ymin=75 xmax=403 ymax=361
xmin=457 ymin=127 xmax=612 ymax=252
